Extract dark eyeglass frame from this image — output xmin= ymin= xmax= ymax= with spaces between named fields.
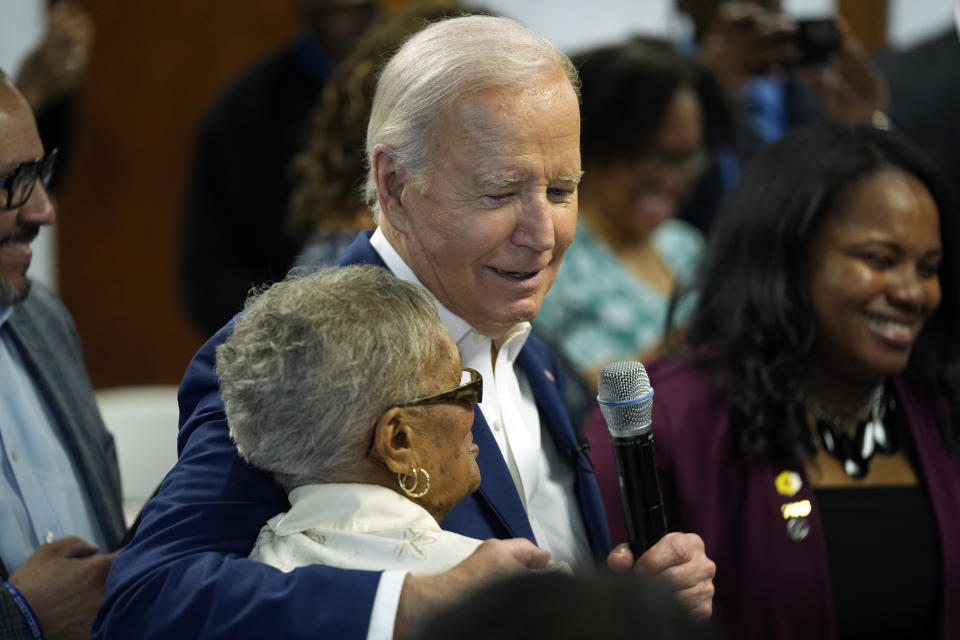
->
xmin=0 ymin=148 xmax=58 ymax=210
xmin=397 ymin=367 xmax=483 ymax=408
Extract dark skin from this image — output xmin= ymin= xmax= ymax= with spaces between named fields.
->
xmin=8 ymin=538 xmax=118 ymax=640
xmin=365 ymin=336 xmax=480 ymax=522
xmin=358 ymin=340 xmax=552 ymax=639
xmin=370 ymin=408 xmax=554 ymax=640
xmin=803 ymin=169 xmax=941 ymax=489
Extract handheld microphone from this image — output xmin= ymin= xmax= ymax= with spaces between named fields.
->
xmin=597 ymin=361 xmax=667 ymax=556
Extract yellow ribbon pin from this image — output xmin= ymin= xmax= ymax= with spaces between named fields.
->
xmin=780 ymin=500 xmax=812 ymax=520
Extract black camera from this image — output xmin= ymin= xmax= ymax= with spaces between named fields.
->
xmin=793 ymin=18 xmax=841 ymax=66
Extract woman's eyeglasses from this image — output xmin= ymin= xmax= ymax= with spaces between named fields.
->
xmin=0 ymin=149 xmax=58 ymax=210
xmin=398 ymin=368 xmax=483 ymax=407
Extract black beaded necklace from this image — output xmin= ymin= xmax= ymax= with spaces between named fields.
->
xmin=806 ymin=385 xmax=899 ymax=478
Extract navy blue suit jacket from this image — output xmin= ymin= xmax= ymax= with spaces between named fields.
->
xmin=95 ymin=232 xmax=609 ymax=639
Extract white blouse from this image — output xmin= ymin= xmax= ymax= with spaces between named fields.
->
xmin=250 ymin=483 xmax=484 ymax=574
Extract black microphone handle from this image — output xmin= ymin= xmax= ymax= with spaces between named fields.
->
xmin=611 ymin=430 xmax=667 ymax=556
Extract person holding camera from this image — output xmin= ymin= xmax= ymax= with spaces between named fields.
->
xmin=677 ymin=1 xmax=888 ymax=163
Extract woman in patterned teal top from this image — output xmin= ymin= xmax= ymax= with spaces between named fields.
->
xmin=535 ymin=37 xmax=730 ymax=388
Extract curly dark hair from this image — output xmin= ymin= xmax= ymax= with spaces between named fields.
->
xmin=286 ymin=0 xmax=485 ymax=240
xmin=574 ymin=36 xmax=732 ymax=166
xmin=670 ymin=121 xmax=960 ymax=461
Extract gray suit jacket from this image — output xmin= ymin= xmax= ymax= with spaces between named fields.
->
xmin=0 ymin=281 xmax=125 ymax=640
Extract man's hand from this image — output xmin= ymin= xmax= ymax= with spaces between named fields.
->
xmin=607 ymin=532 xmax=715 ymax=621
xmin=394 ymin=538 xmax=550 ymax=639
xmin=800 ymin=17 xmax=888 ymax=125
xmin=7 ymin=536 xmax=118 ymax=640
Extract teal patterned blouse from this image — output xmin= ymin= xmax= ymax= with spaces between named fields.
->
xmin=535 ymin=218 xmax=703 ymax=372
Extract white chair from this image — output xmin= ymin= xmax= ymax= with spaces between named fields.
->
xmin=95 ymin=385 xmax=180 ymax=526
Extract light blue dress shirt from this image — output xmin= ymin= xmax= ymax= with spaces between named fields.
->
xmin=0 ymin=306 xmax=105 ymax=573
xmin=742 ymin=77 xmax=788 ymax=145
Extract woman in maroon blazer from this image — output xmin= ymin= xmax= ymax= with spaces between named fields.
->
xmin=585 ymin=122 xmax=960 ymax=640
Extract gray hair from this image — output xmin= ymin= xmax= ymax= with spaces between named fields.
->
xmin=216 ymin=265 xmax=450 ymax=491
xmin=364 ymin=14 xmax=579 ymax=221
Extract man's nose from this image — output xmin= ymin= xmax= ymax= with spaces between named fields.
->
xmin=513 ymin=196 xmax=555 ymax=252
xmin=18 ymin=180 xmax=56 ymax=226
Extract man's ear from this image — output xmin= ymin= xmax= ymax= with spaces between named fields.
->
xmin=370 ymin=406 xmax=419 ymax=475
xmin=372 ymin=143 xmax=413 ymax=235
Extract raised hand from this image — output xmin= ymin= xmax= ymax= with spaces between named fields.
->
xmin=607 ymin=532 xmax=716 ymax=621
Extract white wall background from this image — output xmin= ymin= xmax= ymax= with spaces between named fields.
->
xmin=0 ymin=0 xmax=43 ymax=73
xmin=888 ymin=0 xmax=956 ymax=48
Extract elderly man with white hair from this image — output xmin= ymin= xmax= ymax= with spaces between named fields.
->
xmin=96 ymin=15 xmax=715 ymax=639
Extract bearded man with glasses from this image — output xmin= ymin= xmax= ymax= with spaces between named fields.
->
xmin=0 ymin=70 xmax=126 ymax=640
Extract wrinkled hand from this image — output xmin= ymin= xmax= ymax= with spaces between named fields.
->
xmin=800 ymin=17 xmax=888 ymax=124
xmin=607 ymin=532 xmax=715 ymax=621
xmin=15 ymin=2 xmax=95 ymax=111
xmin=7 ymin=536 xmax=117 ymax=640
xmin=394 ymin=538 xmax=551 ymax=639
xmin=699 ymin=2 xmax=798 ymax=95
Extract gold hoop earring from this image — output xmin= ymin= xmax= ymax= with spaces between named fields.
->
xmin=398 ymin=465 xmax=430 ymax=498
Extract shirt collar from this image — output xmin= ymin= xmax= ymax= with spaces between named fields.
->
xmin=0 ymin=306 xmax=11 ymax=330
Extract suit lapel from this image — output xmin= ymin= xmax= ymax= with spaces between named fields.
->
xmin=334 ymin=231 xmax=385 ymax=268
xmin=518 ymin=349 xmax=577 ymax=452
xmin=518 ymin=344 xmax=611 ymax=559
xmin=471 ymin=408 xmax=536 ymax=540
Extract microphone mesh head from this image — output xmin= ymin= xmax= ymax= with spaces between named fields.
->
xmin=597 ymin=361 xmax=653 ymax=438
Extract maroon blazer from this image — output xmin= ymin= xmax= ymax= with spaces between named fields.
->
xmin=584 ymin=355 xmax=960 ymax=640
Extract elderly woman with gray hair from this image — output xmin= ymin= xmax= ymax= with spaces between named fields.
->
xmin=216 ymin=265 xmax=518 ymax=574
